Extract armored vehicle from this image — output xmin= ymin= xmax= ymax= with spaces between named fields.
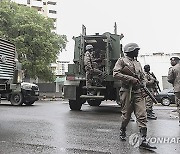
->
xmin=0 ymin=38 xmax=23 ymax=105
xmin=64 ymin=24 xmax=124 ymax=110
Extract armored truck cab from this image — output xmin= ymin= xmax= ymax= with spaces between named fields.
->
xmin=64 ymin=25 xmax=124 ymax=110
xmin=0 ymin=38 xmax=23 ymax=105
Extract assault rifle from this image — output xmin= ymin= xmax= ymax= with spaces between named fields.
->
xmin=122 ymin=66 xmax=158 ymax=104
xmin=151 ymin=72 xmax=161 ymax=92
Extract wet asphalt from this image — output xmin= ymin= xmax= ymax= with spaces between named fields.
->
xmin=0 ymin=99 xmax=179 ymax=154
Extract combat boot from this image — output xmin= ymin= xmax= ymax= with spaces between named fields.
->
xmin=151 ymin=109 xmax=155 ymax=115
xmin=147 ymin=110 xmax=157 ymax=120
xmin=120 ymin=127 xmax=126 ymax=141
xmin=139 ymin=127 xmax=157 ymax=150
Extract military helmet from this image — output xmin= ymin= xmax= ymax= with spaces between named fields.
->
xmin=144 ymin=64 xmax=150 ymax=70
xmin=85 ymin=44 xmax=93 ymax=50
xmin=170 ymin=56 xmax=180 ymax=61
xmin=124 ymin=43 xmax=140 ymax=53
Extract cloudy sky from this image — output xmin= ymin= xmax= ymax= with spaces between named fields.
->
xmin=57 ymin=0 xmax=180 ymax=62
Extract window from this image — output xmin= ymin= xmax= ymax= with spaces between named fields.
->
xmin=47 ymin=1 xmax=56 ymax=5
xmin=27 ymin=0 xmax=30 ymax=4
xmin=49 ymin=10 xmax=57 ymax=14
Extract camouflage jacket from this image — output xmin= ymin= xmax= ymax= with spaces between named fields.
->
xmin=144 ymin=72 xmax=157 ymax=93
xmin=113 ymin=56 xmax=145 ymax=92
xmin=84 ymin=51 xmax=93 ymax=69
xmin=167 ymin=63 xmax=180 ymax=92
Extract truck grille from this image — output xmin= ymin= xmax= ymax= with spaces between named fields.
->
xmin=0 ymin=39 xmax=16 ymax=79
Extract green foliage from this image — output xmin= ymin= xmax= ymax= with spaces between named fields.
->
xmin=0 ymin=0 xmax=67 ymax=81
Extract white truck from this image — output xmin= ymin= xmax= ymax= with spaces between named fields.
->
xmin=0 ymin=38 xmax=23 ymax=105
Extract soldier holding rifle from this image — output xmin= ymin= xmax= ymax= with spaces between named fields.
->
xmin=144 ymin=64 xmax=159 ymax=120
xmin=113 ymin=43 xmax=156 ymax=150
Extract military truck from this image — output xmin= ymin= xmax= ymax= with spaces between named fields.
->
xmin=64 ymin=24 xmax=124 ymax=110
xmin=0 ymin=38 xmax=23 ymax=105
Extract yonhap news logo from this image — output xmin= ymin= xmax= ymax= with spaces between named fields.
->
xmin=129 ymin=133 xmax=180 ymax=148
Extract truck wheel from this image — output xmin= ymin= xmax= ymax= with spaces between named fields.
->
xmin=69 ymin=100 xmax=82 ymax=111
xmin=24 ymin=101 xmax=35 ymax=106
xmin=10 ymin=92 xmax=23 ymax=106
xmin=87 ymin=100 xmax=101 ymax=106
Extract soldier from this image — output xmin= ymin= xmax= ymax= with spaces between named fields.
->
xmin=84 ymin=44 xmax=104 ymax=95
xmin=113 ymin=43 xmax=156 ymax=150
xmin=167 ymin=57 xmax=180 ymax=126
xmin=144 ymin=64 xmax=158 ymax=120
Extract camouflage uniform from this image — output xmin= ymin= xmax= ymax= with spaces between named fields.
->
xmin=84 ymin=48 xmax=103 ymax=88
xmin=113 ymin=43 xmax=156 ymax=150
xmin=167 ymin=58 xmax=180 ymax=125
xmin=144 ymin=70 xmax=158 ymax=119
xmin=113 ymin=56 xmax=147 ymax=129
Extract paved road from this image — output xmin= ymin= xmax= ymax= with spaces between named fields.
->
xmin=0 ymin=100 xmax=179 ymax=154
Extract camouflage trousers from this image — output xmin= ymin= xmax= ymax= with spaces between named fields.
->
xmin=175 ymin=92 xmax=180 ymax=121
xmin=84 ymin=66 xmax=103 ymax=88
xmin=120 ymin=91 xmax=147 ymax=129
xmin=145 ymin=95 xmax=154 ymax=111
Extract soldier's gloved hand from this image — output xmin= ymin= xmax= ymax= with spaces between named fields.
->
xmin=129 ymin=76 xmax=139 ymax=84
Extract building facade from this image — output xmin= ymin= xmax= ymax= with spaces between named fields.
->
xmin=12 ymin=0 xmax=58 ymax=32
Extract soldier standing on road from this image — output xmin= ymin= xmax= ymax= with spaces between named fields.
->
xmin=84 ymin=45 xmax=105 ymax=95
xmin=113 ymin=43 xmax=156 ymax=150
xmin=167 ymin=57 xmax=180 ymax=126
xmin=144 ymin=64 xmax=158 ymax=120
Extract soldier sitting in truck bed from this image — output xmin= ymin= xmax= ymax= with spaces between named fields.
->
xmin=84 ymin=44 xmax=105 ymax=95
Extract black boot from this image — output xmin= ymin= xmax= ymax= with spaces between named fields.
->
xmin=139 ymin=127 xmax=157 ymax=150
xmin=147 ymin=110 xmax=157 ymax=120
xmin=120 ymin=127 xmax=126 ymax=141
xmin=151 ymin=109 xmax=155 ymax=115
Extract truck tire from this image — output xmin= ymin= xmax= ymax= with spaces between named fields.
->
xmin=10 ymin=92 xmax=23 ymax=106
xmin=69 ymin=100 xmax=82 ymax=111
xmin=87 ymin=100 xmax=101 ymax=106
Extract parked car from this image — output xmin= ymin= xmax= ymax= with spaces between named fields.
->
xmin=155 ymin=88 xmax=175 ymax=106
xmin=2 ymin=82 xmax=39 ymax=106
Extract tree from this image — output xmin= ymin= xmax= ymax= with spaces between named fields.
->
xmin=0 ymin=0 xmax=67 ymax=81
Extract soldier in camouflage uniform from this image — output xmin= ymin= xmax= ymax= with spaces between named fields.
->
xmin=113 ymin=43 xmax=156 ymax=150
xmin=167 ymin=57 xmax=180 ymax=126
xmin=84 ymin=45 xmax=104 ymax=95
xmin=144 ymin=64 xmax=158 ymax=120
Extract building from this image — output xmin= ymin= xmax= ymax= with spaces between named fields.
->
xmin=51 ymin=60 xmax=69 ymax=76
xmin=12 ymin=0 xmax=58 ymax=33
xmin=138 ymin=52 xmax=180 ymax=90
xmin=51 ymin=60 xmax=69 ymax=95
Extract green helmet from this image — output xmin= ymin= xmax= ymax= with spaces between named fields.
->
xmin=124 ymin=43 xmax=140 ymax=53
